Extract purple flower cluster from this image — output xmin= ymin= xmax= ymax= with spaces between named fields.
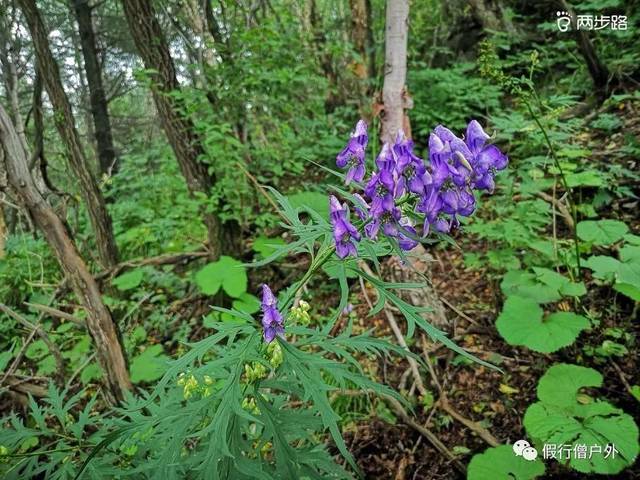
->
xmin=261 ymin=284 xmax=284 ymax=343
xmin=331 ymin=120 xmax=508 ymax=258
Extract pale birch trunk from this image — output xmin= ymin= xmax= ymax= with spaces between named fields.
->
xmin=381 ymin=0 xmax=409 ymax=144
xmin=381 ymin=0 xmax=448 ymax=329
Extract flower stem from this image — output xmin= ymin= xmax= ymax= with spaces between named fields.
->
xmin=524 ymin=99 xmax=582 ymax=279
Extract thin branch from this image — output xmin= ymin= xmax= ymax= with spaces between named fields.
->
xmin=0 ymin=303 xmax=66 ymax=380
xmin=23 ymin=302 xmax=85 ymax=327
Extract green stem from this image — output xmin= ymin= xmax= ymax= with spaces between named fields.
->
xmin=524 ymin=99 xmax=582 ymax=279
xmin=282 ymin=245 xmax=336 ymax=309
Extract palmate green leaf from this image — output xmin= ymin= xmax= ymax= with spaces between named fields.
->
xmin=583 ymin=251 xmax=640 ymax=300
xmin=252 ymin=236 xmax=286 ymax=259
xmin=496 ymin=296 xmax=590 ymax=353
xmin=288 ymin=191 xmax=330 ymax=219
xmin=351 ymin=265 xmax=498 ymax=370
xmin=467 ymin=445 xmax=545 ymax=480
xmin=583 ymin=255 xmax=621 ymax=281
xmin=500 ymin=268 xmax=585 ymax=304
xmin=577 ymin=219 xmax=628 ymax=245
xmin=231 ymin=293 xmax=261 ymax=315
xmin=112 ymin=269 xmax=144 ymax=291
xmin=524 ymin=364 xmax=640 ymax=475
xmin=255 ymin=396 xmax=348 ymax=479
xmin=536 ymin=364 xmax=602 ymax=408
xmin=194 ymin=256 xmax=247 ymax=297
xmin=130 ymin=345 xmax=169 ymax=383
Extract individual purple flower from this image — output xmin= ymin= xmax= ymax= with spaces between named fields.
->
xmin=465 ymin=120 xmax=490 ymax=155
xmin=261 ymin=284 xmax=284 ymax=343
xmin=428 ymin=132 xmax=458 ymax=188
xmin=417 ymin=187 xmax=451 ymax=235
xmin=393 ymin=131 xmax=431 ymax=196
xmin=397 ymin=218 xmax=419 ymax=251
xmin=464 ymin=120 xmax=508 ymax=191
xmin=336 ymin=120 xmax=368 ymax=185
xmin=440 ymin=188 xmax=460 ymax=215
xmin=374 ymin=143 xmax=397 ymax=193
xmin=456 ymin=188 xmax=476 ymax=217
xmin=364 ymin=202 xmax=401 ymax=240
xmin=329 ymin=195 xmax=361 ymax=258
xmin=430 ymin=126 xmax=473 ymax=187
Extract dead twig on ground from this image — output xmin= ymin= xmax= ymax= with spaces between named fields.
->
xmin=421 ymin=336 xmax=500 ymax=447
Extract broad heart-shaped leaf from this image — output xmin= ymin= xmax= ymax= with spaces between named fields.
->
xmin=501 ymin=271 xmax=561 ymax=303
xmin=130 ymin=344 xmax=169 ymax=383
xmin=524 ymin=363 xmax=640 ymax=475
xmin=112 ymin=269 xmax=144 ymax=291
xmin=524 ymin=403 xmax=639 ymax=474
xmin=467 ymin=445 xmax=545 ymax=480
xmin=531 ymin=267 xmax=586 ymax=297
xmin=583 ymin=253 xmax=640 ymax=301
xmin=583 ymin=255 xmax=621 ymax=281
xmin=500 ymin=268 xmax=585 ymax=304
xmin=231 ymin=292 xmax=260 ymax=314
xmin=615 ymin=262 xmax=640 ymax=301
xmin=80 ymin=363 xmax=103 ymax=385
xmin=194 ymin=256 xmax=247 ymax=298
xmin=577 ymin=219 xmax=628 ymax=245
xmin=252 ymin=236 xmax=286 ymax=259
xmin=536 ymin=364 xmax=602 ymax=408
xmin=496 ymin=297 xmax=590 ymax=353
xmin=287 ymin=191 xmax=330 ymax=218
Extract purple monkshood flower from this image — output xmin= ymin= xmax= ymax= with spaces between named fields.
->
xmin=261 ymin=284 xmax=284 ymax=343
xmin=374 ymin=143 xmax=397 ymax=193
xmin=336 ymin=120 xmax=368 ymax=185
xmin=428 ymin=132 xmax=459 ymax=189
xmin=364 ymin=201 xmax=401 ymax=240
xmin=329 ymin=195 xmax=361 ymax=258
xmin=393 ymin=131 xmax=431 ymax=196
xmin=464 ymin=120 xmax=508 ymax=191
xmin=430 ymin=126 xmax=473 ymax=187
xmin=397 ymin=219 xmax=419 ymax=251
xmin=417 ymin=187 xmax=451 ymax=235
xmin=365 ymin=146 xmax=398 ymax=220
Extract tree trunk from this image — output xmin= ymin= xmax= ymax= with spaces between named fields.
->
xmin=468 ymin=0 xmax=501 ymax=31
xmin=381 ymin=0 xmax=449 ymax=330
xmin=71 ymin=0 xmax=118 ymax=176
xmin=381 ymin=0 xmax=410 ymax=144
xmin=0 ymin=203 xmax=5 ymax=258
xmin=18 ymin=0 xmax=119 ymax=269
xmin=349 ymin=0 xmax=375 ymax=83
xmin=0 ymin=19 xmax=30 ymax=158
xmin=183 ymin=0 xmax=217 ymax=71
xmin=0 ymin=104 xmax=131 ymax=403
xmin=122 ymin=0 xmax=225 ymax=259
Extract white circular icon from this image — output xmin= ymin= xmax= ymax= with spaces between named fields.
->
xmin=513 ymin=439 xmax=530 ymax=456
xmin=522 ymin=446 xmax=538 ymax=461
